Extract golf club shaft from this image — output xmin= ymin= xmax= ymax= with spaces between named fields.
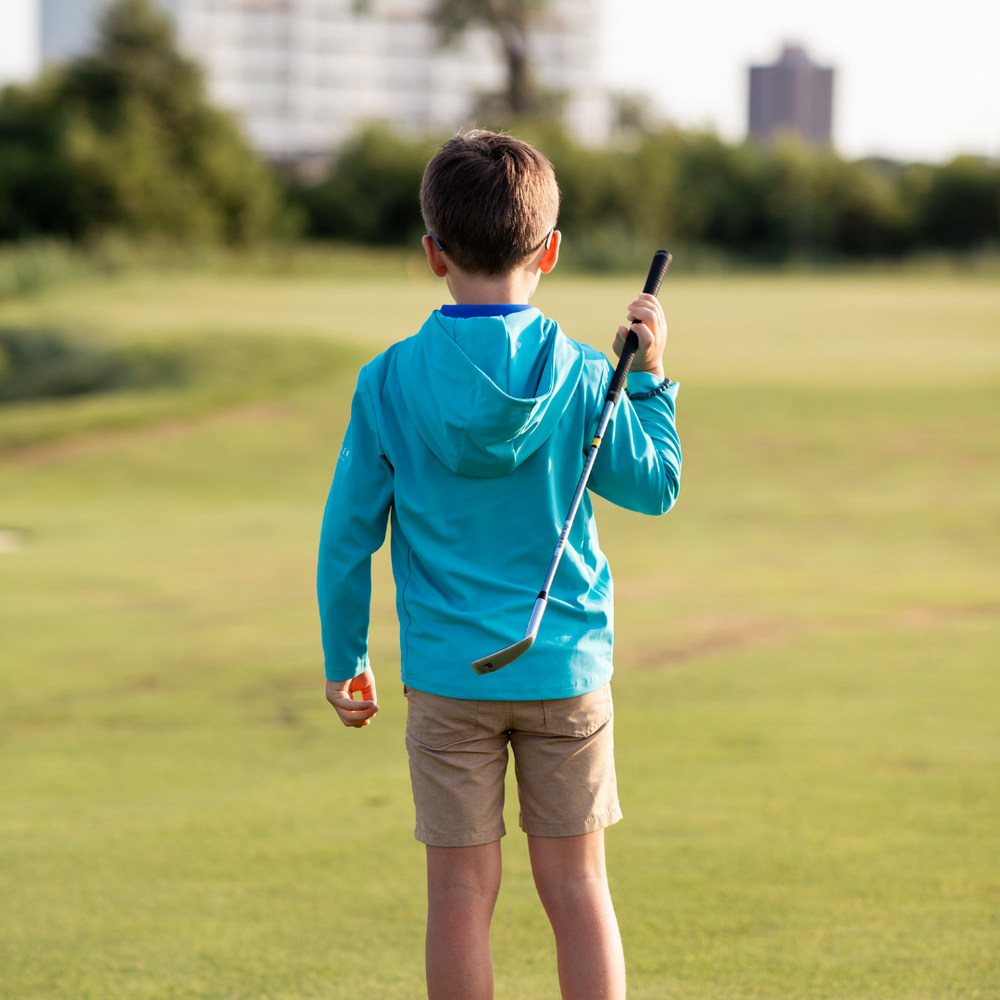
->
xmin=531 ymin=250 xmax=673 ymax=614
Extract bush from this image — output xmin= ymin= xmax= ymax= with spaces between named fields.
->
xmin=290 ymin=128 xmax=434 ymax=244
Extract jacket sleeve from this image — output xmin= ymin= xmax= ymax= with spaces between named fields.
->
xmin=317 ymin=370 xmax=394 ymax=681
xmin=587 ymin=370 xmax=681 ymax=515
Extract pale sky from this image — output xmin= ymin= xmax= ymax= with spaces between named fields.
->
xmin=2 ymin=0 xmax=998 ymax=162
xmin=598 ymin=0 xmax=1000 ymax=162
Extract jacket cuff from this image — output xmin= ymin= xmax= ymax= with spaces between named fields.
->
xmin=625 ymin=371 xmax=665 ymax=393
xmin=324 ymin=656 xmax=370 ymax=683
xmin=625 ymin=371 xmax=677 ymax=402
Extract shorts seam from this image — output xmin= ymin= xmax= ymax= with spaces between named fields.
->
xmin=415 ymin=819 xmax=506 ymax=848
xmin=519 ymin=804 xmax=623 ymax=837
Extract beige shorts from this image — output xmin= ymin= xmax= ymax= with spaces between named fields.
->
xmin=404 ymin=684 xmax=622 ymax=847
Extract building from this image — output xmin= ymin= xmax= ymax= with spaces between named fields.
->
xmin=748 ymin=43 xmax=834 ymax=147
xmin=0 ymin=0 xmax=41 ymax=86
xmin=39 ymin=0 xmax=611 ymax=159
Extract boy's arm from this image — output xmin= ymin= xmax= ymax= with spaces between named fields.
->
xmin=317 ymin=371 xmax=393 ymax=716
xmin=588 ymin=293 xmax=681 ymax=514
xmin=587 ymin=376 xmax=681 ymax=514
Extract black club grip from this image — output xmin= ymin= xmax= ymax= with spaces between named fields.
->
xmin=605 ymin=250 xmax=672 ymax=404
xmin=642 ymin=250 xmax=672 ymax=296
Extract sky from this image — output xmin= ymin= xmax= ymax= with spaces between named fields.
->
xmin=597 ymin=0 xmax=1000 ymax=162
xmin=1 ymin=0 xmax=998 ymax=163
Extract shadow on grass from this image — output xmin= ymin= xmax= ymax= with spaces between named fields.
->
xmin=0 ymin=328 xmax=365 ymax=455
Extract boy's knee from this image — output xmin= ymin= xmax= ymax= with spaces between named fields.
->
xmin=426 ymin=842 xmax=502 ymax=902
xmin=535 ymin=869 xmax=609 ymax=914
xmin=528 ymin=831 xmax=610 ymax=905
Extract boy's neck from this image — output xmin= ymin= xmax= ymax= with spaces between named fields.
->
xmin=422 ymin=231 xmax=561 ymax=307
xmin=445 ymin=271 xmax=537 ymax=306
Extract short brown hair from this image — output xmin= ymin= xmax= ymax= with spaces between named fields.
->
xmin=420 ymin=130 xmax=560 ymax=275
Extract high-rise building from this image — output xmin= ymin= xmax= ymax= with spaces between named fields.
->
xmin=748 ymin=43 xmax=834 ymax=147
xmin=39 ymin=0 xmax=611 ymax=159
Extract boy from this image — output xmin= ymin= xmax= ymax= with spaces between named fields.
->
xmin=318 ymin=130 xmax=681 ymax=1000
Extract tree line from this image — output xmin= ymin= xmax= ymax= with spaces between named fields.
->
xmin=1 ymin=0 xmax=998 ymax=262
xmin=292 ymin=125 xmax=1000 ymax=262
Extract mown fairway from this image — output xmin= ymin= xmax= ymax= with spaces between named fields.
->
xmin=1 ymin=265 xmax=998 ymax=999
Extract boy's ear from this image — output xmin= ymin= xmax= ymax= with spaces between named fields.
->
xmin=538 ymin=230 xmax=561 ymax=275
xmin=422 ymin=235 xmax=449 ymax=277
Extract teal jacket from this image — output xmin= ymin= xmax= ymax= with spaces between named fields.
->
xmin=317 ymin=304 xmax=681 ymax=700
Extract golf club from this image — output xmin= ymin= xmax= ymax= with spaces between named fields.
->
xmin=471 ymin=249 xmax=673 ymax=674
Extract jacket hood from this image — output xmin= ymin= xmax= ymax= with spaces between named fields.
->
xmin=395 ymin=308 xmax=585 ymax=478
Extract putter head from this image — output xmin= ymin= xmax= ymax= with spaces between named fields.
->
xmin=471 ymin=634 xmax=536 ymax=675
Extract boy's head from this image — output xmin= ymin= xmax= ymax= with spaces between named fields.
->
xmin=420 ymin=130 xmax=560 ymax=276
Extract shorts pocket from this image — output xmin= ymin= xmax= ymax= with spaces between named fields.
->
xmin=542 ymin=685 xmax=612 ymax=738
xmin=406 ymin=689 xmax=479 ymax=748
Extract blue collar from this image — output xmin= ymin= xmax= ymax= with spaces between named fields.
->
xmin=440 ymin=304 xmax=534 ymax=318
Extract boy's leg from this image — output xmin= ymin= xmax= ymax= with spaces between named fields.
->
xmin=426 ymin=840 xmax=502 ymax=1000
xmin=527 ymin=830 xmax=626 ymax=1000
xmin=405 ymin=690 xmax=511 ymax=998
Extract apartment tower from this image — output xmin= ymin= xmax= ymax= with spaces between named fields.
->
xmin=748 ymin=43 xmax=834 ymax=146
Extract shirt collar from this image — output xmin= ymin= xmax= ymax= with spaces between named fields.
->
xmin=440 ymin=304 xmax=534 ymax=318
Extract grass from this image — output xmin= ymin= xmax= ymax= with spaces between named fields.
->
xmin=3 ymin=262 xmax=998 ymax=382
xmin=0 ymin=265 xmax=998 ymax=999
xmin=0 ymin=333 xmax=349 ymax=453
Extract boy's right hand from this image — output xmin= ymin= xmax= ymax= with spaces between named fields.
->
xmin=612 ymin=292 xmax=667 ymax=380
xmin=326 ymin=668 xmax=379 ymax=728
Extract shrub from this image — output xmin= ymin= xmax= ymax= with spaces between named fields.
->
xmin=290 ymin=128 xmax=434 ymax=244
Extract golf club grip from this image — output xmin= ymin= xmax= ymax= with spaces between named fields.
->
xmin=642 ymin=250 xmax=672 ymax=296
xmin=605 ymin=251 xmax=672 ymax=403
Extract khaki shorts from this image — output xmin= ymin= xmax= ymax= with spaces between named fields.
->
xmin=404 ymin=684 xmax=622 ymax=847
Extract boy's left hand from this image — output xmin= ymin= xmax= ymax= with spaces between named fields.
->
xmin=326 ymin=668 xmax=379 ymax=728
xmin=612 ymin=292 xmax=667 ymax=380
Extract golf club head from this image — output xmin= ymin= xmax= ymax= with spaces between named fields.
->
xmin=471 ymin=594 xmax=548 ymax=674
xmin=471 ymin=634 xmax=536 ymax=674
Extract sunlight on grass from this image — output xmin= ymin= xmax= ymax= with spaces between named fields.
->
xmin=3 ymin=267 xmax=999 ymax=385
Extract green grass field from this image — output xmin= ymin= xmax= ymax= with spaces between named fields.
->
xmin=1 ymin=263 xmax=998 ymax=999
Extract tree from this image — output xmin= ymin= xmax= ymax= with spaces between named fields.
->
xmin=918 ymin=156 xmax=1000 ymax=250
xmin=0 ymin=0 xmax=283 ymax=243
xmin=431 ymin=0 xmax=547 ymax=116
xmin=289 ymin=127 xmax=431 ymax=244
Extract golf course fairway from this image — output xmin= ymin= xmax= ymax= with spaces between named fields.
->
xmin=1 ymin=265 xmax=997 ymax=998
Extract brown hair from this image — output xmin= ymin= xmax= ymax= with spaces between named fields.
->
xmin=420 ymin=130 xmax=560 ymax=275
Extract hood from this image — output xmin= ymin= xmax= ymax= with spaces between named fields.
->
xmin=395 ymin=307 xmax=585 ymax=478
